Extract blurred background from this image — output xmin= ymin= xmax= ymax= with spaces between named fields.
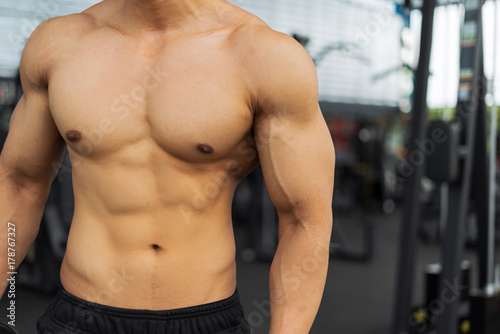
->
xmin=0 ymin=0 xmax=499 ymax=333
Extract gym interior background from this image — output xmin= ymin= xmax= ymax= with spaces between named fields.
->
xmin=0 ymin=0 xmax=499 ymax=333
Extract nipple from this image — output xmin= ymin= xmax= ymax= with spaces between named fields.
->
xmin=65 ymin=130 xmax=82 ymax=142
xmin=197 ymin=144 xmax=214 ymax=154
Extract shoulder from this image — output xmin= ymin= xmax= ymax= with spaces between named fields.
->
xmin=21 ymin=13 xmax=97 ymax=87
xmin=223 ymin=3 xmax=308 ymax=60
xmin=23 ymin=13 xmax=97 ymax=55
xmin=229 ymin=22 xmax=318 ymax=112
xmin=239 ymin=25 xmax=316 ymax=80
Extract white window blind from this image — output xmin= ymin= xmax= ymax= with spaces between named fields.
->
xmin=231 ymin=0 xmax=405 ymax=106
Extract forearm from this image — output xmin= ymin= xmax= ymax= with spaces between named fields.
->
xmin=269 ymin=215 xmax=332 ymax=334
xmin=0 ymin=174 xmax=49 ymax=296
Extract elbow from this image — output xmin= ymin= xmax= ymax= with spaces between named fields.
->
xmin=0 ymin=161 xmax=52 ymax=200
xmin=277 ymin=209 xmax=332 ymax=265
xmin=290 ymin=200 xmax=333 ymax=226
xmin=278 ymin=204 xmax=333 ymax=239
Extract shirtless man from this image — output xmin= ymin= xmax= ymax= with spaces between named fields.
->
xmin=0 ymin=0 xmax=335 ymax=333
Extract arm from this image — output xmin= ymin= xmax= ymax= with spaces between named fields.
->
xmin=0 ymin=20 xmax=65 ymax=296
xmin=251 ymin=31 xmax=335 ymax=333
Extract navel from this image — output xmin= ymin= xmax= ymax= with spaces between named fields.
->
xmin=151 ymin=244 xmax=160 ymax=253
xmin=197 ymin=144 xmax=214 ymax=154
xmin=65 ymin=130 xmax=82 ymax=143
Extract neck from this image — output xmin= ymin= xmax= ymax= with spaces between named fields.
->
xmin=119 ymin=0 xmax=215 ymax=31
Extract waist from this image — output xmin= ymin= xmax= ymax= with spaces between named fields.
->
xmin=60 ymin=255 xmax=237 ymax=310
xmin=37 ymin=283 xmax=248 ymax=334
xmin=58 ymin=283 xmax=241 ymax=319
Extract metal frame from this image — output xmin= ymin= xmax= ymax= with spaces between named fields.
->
xmin=437 ymin=0 xmax=488 ymax=331
xmin=392 ymin=1 xmax=437 ymax=333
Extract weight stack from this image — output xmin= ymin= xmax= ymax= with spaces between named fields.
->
xmin=425 ymin=261 xmax=471 ymax=307
xmin=469 ymin=288 xmax=500 ymax=334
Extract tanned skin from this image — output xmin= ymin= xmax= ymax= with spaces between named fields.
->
xmin=0 ymin=0 xmax=335 ymax=332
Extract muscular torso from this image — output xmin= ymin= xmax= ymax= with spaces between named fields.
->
xmin=49 ymin=2 xmax=260 ymax=309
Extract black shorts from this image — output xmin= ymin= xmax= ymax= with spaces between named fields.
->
xmin=36 ymin=284 xmax=250 ymax=334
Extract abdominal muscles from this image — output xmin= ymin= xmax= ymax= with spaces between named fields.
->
xmin=59 ymin=156 xmax=239 ymax=310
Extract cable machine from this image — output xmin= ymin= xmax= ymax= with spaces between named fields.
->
xmin=392 ymin=0 xmax=499 ymax=333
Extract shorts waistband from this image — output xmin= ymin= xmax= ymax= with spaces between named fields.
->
xmin=58 ymin=285 xmax=241 ymax=321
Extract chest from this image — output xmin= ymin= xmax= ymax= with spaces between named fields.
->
xmin=48 ymin=33 xmax=253 ymax=162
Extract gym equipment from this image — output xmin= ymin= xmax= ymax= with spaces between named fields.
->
xmin=486 ymin=0 xmax=498 ymax=291
xmin=408 ymin=261 xmax=471 ymax=334
xmin=436 ymin=0 xmax=490 ymax=331
xmin=468 ymin=1 xmax=500 ymax=333
xmin=0 ymin=322 xmax=18 ymax=334
xmin=469 ymin=288 xmax=500 ymax=333
xmin=425 ymin=120 xmax=460 ymax=183
xmin=392 ymin=1 xmax=437 ymax=333
xmin=425 ymin=261 xmax=471 ymax=306
xmin=394 ymin=0 xmax=499 ymax=333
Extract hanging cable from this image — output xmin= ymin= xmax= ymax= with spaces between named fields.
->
xmin=487 ymin=0 xmax=498 ymax=287
xmin=443 ymin=0 xmax=452 ymax=119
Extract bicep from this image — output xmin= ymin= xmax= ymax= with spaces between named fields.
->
xmin=0 ymin=91 xmax=64 ymax=183
xmin=255 ymin=104 xmax=335 ymax=223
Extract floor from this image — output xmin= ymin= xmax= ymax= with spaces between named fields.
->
xmin=0 ymin=207 xmax=496 ymax=334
